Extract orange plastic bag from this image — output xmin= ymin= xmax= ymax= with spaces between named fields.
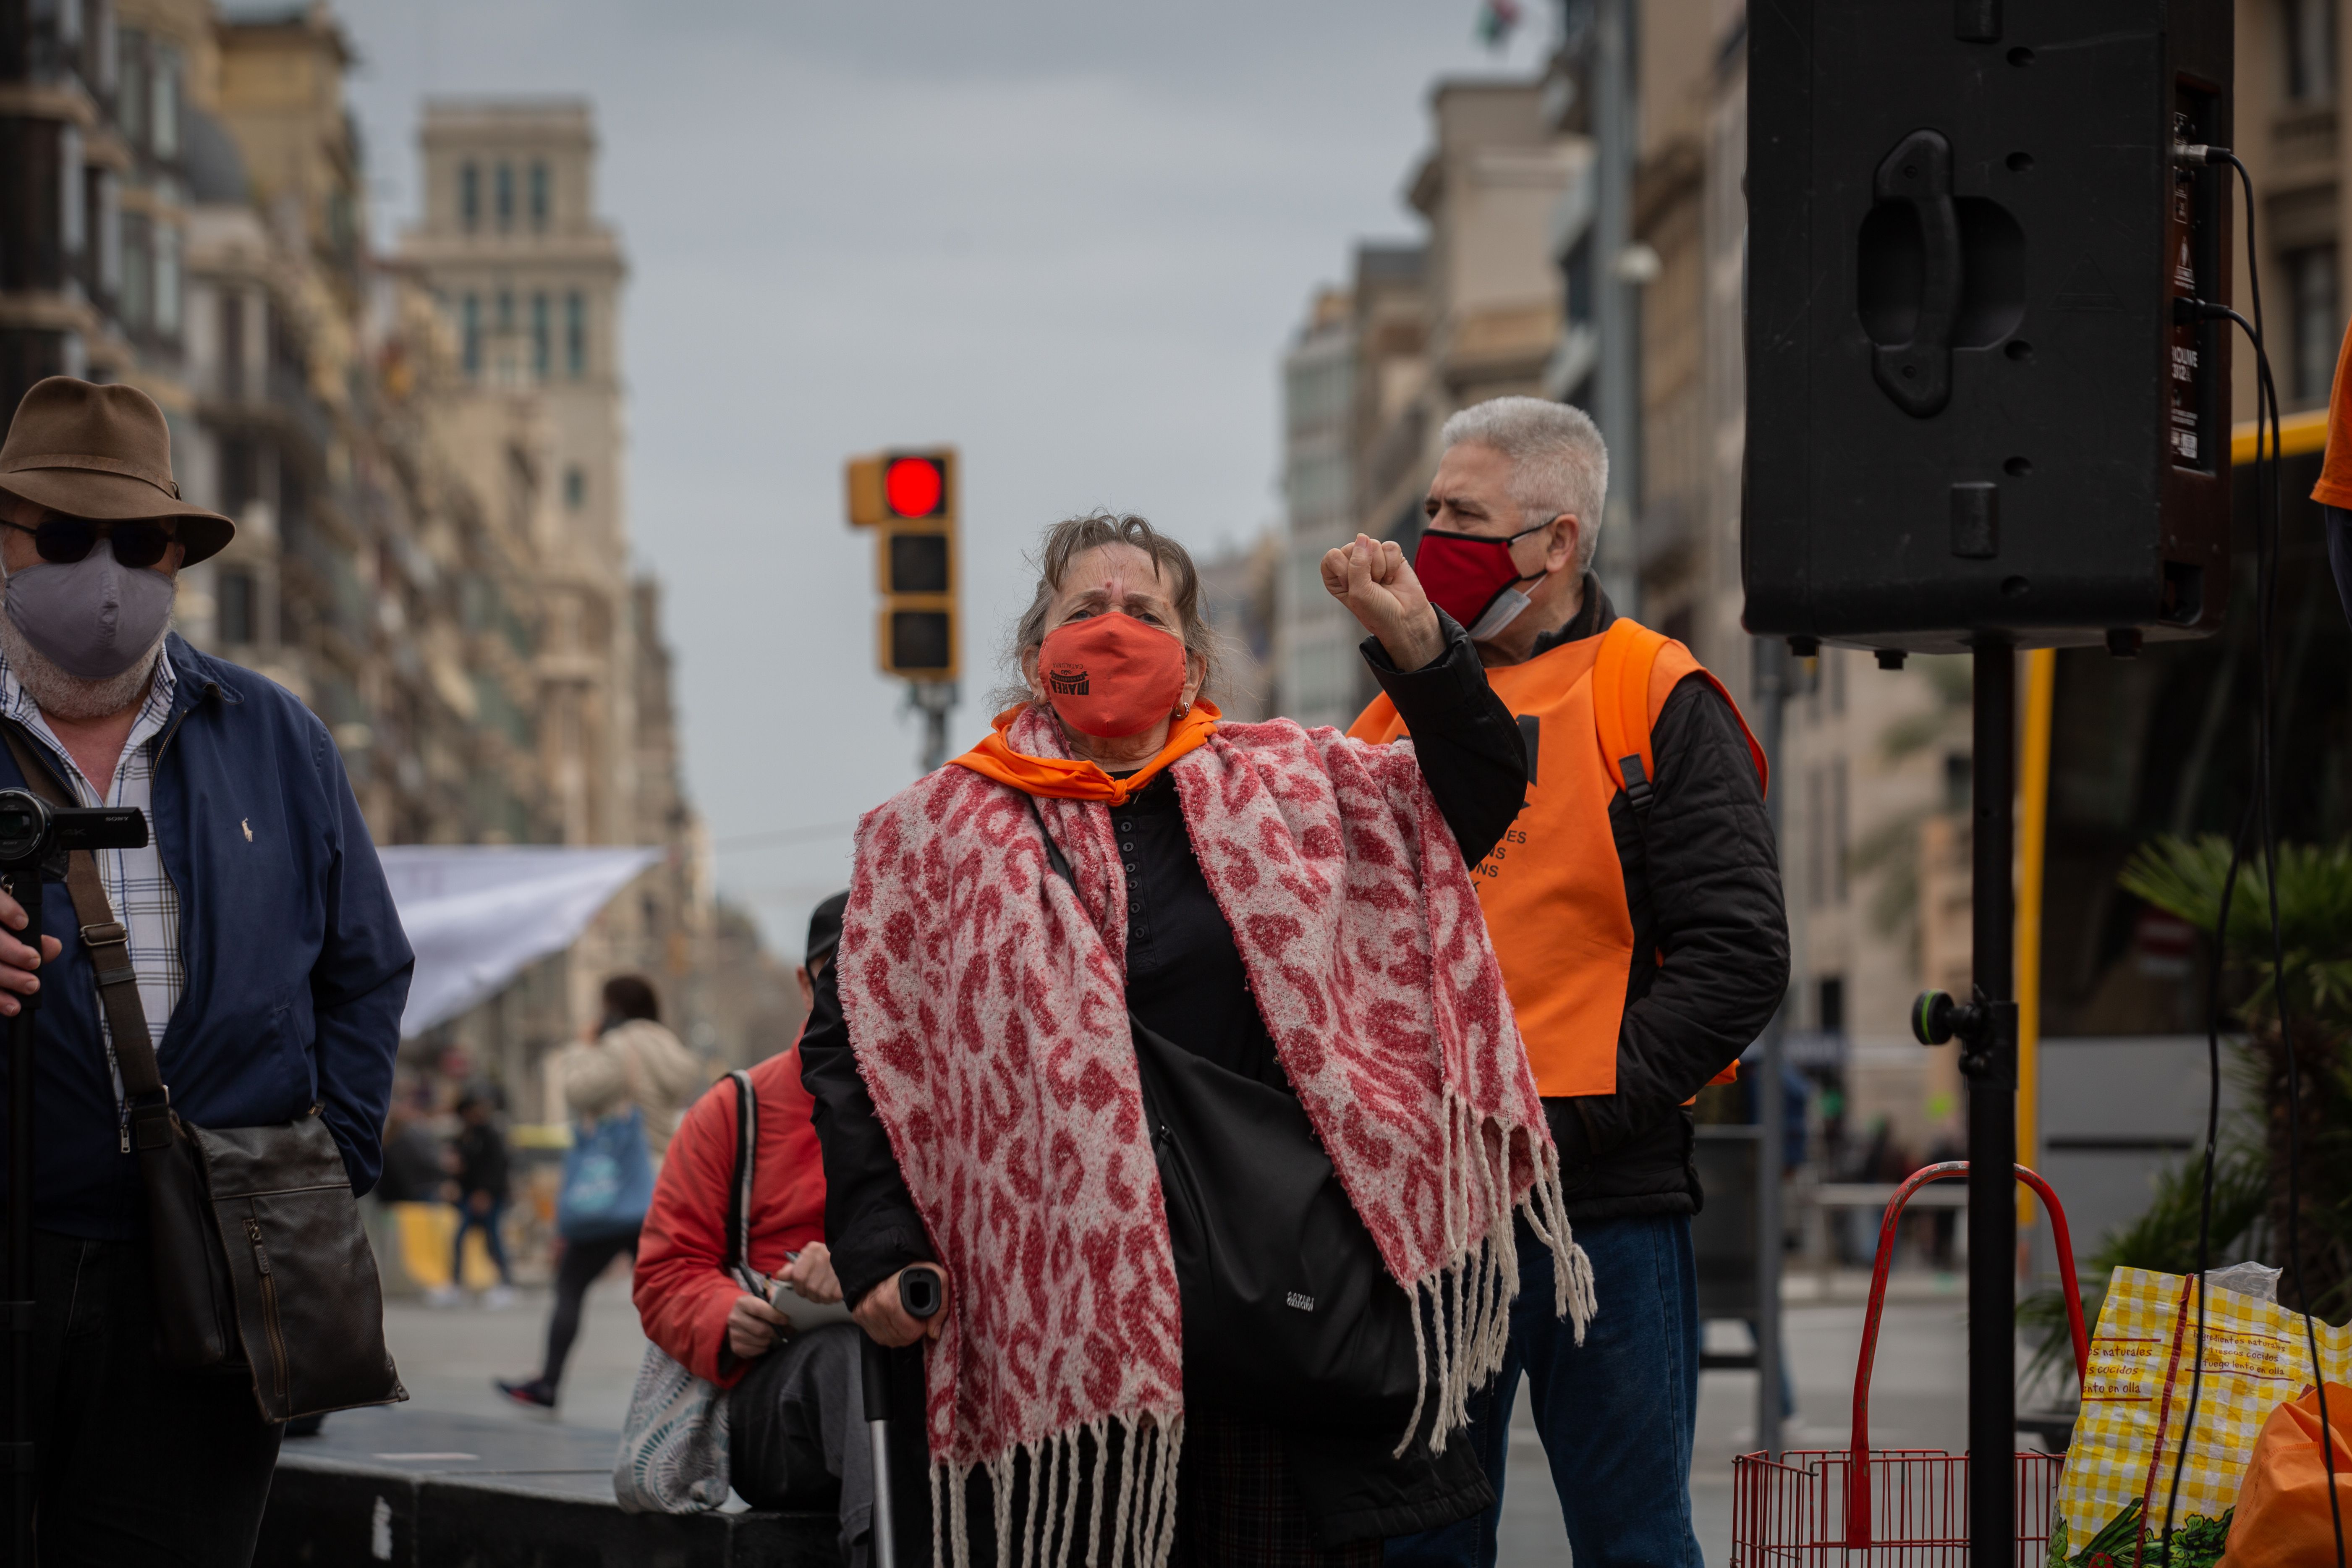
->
xmin=2221 ymin=1381 xmax=2352 ymax=1568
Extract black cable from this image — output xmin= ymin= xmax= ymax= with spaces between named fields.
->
xmin=2162 ymin=797 xmax=2252 ymax=1554
xmin=2158 ymin=144 xmax=2345 ymax=1568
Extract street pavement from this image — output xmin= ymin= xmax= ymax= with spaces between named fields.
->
xmin=362 ymin=1264 xmax=1977 ymax=1565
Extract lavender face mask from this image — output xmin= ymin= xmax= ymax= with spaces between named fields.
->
xmin=5 ymin=538 xmax=175 ymax=680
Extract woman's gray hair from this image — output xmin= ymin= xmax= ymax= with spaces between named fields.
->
xmin=998 ymin=512 xmax=1222 ymax=708
xmin=1438 ymin=396 xmax=1610 ymax=573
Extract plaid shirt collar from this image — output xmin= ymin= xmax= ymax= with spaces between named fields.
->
xmin=0 ymin=644 xmax=180 ymax=804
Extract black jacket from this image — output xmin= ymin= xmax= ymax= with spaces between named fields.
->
xmin=1502 ymin=581 xmax=1790 ymax=1221
xmin=801 ymin=615 xmax=1520 ymax=1543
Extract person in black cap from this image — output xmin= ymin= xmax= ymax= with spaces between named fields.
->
xmin=798 ymin=890 xmax=849 ymax=1013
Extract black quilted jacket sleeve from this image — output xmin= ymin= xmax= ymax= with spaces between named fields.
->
xmin=1546 ymin=674 xmax=1791 ymax=1219
xmin=798 ymin=956 xmax=936 ymax=1307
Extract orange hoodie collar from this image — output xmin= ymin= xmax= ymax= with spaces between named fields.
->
xmin=950 ymin=702 xmax=1221 ymax=805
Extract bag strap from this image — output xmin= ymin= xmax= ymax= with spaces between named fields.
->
xmin=1592 ymin=619 xmax=1670 ymax=812
xmin=1027 ymin=795 xmax=1078 ymax=888
xmin=725 ymin=1069 xmax=756 ymax=1283
xmin=1590 ymin=619 xmax=1771 ymax=810
xmin=0 ymin=724 xmax=163 ymax=1101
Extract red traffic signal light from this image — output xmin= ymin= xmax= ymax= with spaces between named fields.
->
xmin=847 ymin=448 xmax=955 ymax=526
xmin=884 ymin=456 xmax=946 ymax=519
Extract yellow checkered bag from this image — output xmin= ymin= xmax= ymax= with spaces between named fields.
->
xmin=2053 ymin=1265 xmax=2352 ymax=1564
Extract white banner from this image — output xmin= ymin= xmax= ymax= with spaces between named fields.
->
xmin=378 ymin=845 xmax=665 ymax=1038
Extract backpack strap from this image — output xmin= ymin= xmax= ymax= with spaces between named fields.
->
xmin=1592 ymin=620 xmax=1671 ymax=811
xmin=725 ymin=1069 xmax=757 ymax=1287
xmin=1590 ymin=619 xmax=1770 ymax=810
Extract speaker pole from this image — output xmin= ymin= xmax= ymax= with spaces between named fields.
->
xmin=1967 ymin=637 xmax=2019 ymax=1564
xmin=1750 ymin=635 xmax=1791 ymax=1460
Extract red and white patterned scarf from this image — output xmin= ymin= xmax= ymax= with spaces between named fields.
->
xmin=838 ymin=704 xmax=1589 ymax=1568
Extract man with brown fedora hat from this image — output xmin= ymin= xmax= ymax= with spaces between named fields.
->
xmin=0 ymin=378 xmax=412 ymax=1564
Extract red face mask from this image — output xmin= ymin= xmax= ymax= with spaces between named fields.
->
xmin=1036 ymin=613 xmax=1189 ymax=738
xmin=1414 ymin=523 xmax=1550 ymax=641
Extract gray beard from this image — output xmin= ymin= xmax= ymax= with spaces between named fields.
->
xmin=0 ymin=611 xmax=165 ymax=721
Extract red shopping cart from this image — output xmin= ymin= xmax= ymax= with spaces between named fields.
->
xmin=1729 ymin=1161 xmax=2091 ymax=1565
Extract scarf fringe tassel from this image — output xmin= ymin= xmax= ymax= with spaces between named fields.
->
xmin=933 ymin=1410 xmax=1185 ymax=1568
xmin=1392 ymin=1092 xmax=1595 ymax=1460
xmin=925 ymin=1099 xmax=1591 ymax=1565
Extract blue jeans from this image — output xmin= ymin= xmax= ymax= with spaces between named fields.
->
xmin=453 ymin=1196 xmax=513 ymax=1286
xmin=1385 ymin=1213 xmax=1701 ymax=1568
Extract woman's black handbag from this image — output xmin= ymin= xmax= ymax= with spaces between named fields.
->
xmin=6 ymin=728 xmax=406 ymax=1424
xmin=1029 ymin=801 xmax=1420 ymax=1431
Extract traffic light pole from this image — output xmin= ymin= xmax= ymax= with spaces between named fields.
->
xmin=908 ymin=681 xmax=955 ymax=775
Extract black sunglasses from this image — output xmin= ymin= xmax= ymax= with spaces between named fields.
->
xmin=1 ymin=515 xmax=177 ymax=569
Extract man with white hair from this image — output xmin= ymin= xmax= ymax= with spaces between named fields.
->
xmin=1355 ymin=396 xmax=1787 ymax=1568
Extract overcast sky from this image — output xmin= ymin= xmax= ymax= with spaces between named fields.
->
xmin=318 ymin=0 xmax=1554 ymax=955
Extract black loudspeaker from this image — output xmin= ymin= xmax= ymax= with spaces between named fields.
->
xmin=1744 ymin=1 xmax=2233 ymax=654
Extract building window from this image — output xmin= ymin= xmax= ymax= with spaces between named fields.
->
xmin=2290 ymin=245 xmax=2340 ymax=406
xmin=1817 ymin=974 xmax=1846 ymax=1035
xmin=495 ymin=162 xmax=514 ymax=230
xmin=565 ymin=291 xmax=586 ymax=378
xmin=117 ymin=30 xmax=146 ymax=149
xmin=531 ymin=291 xmax=550 ymax=379
xmin=496 ymin=289 xmax=514 ymax=332
xmin=529 ymin=160 xmax=549 ymax=229
xmin=1831 ymin=756 xmax=1849 ymax=904
xmin=2287 ymin=0 xmax=2337 ymax=102
xmin=461 ymin=292 xmax=481 ymax=375
xmin=220 ymin=291 xmax=245 ymax=401
xmin=151 ymin=43 xmax=180 ymax=160
xmin=87 ymin=0 xmax=114 ymax=94
xmin=220 ymin=436 xmax=258 ymax=514
xmin=1564 ymin=232 xmax=1594 ymax=331
xmin=460 ymin=161 xmax=479 ymax=230
xmin=217 ymin=567 xmax=256 ymax=645
xmin=563 ymin=465 xmax=586 ymax=510
xmin=60 ymin=126 xmax=84 ymax=258
xmin=152 ymin=221 xmax=179 ymax=336
xmin=90 ymin=166 xmax=116 ymax=297
xmin=120 ymin=213 xmax=150 ymax=328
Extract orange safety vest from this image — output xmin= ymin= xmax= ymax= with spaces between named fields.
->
xmin=1348 ymin=618 xmax=1766 ymax=1098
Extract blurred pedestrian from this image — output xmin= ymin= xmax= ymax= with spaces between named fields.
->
xmin=437 ymin=1085 xmax=516 ymax=1309
xmin=1358 ymin=399 xmax=1787 ymax=1568
xmin=796 ymin=890 xmax=846 ymax=1011
xmin=2311 ymin=316 xmax=2352 ymax=628
xmin=805 ymin=511 xmax=1572 ymax=1565
xmin=498 ymin=975 xmax=702 ymax=1410
xmin=0 ymin=378 xmax=412 ymax=1563
xmin=630 ymin=892 xmax=920 ymax=1563
xmin=374 ymin=1097 xmax=448 ymax=1205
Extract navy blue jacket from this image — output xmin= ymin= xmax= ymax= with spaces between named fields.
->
xmin=0 ymin=636 xmax=413 ymax=1240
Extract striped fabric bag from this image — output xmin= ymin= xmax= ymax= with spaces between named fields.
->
xmin=614 ymin=1071 xmax=759 ymax=1513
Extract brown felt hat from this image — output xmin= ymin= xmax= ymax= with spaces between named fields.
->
xmin=0 ymin=377 xmax=234 ymax=565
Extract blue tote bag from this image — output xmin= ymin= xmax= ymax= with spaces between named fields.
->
xmin=557 ymin=1103 xmax=655 ymax=1242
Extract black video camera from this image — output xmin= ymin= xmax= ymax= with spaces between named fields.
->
xmin=0 ymin=789 xmax=147 ymax=876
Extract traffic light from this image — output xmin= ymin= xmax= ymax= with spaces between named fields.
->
xmin=844 ymin=449 xmax=958 ymax=680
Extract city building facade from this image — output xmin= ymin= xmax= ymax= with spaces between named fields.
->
xmin=1277 ymin=83 xmax=1584 ymax=728
xmin=0 ymin=4 xmax=756 ymax=1125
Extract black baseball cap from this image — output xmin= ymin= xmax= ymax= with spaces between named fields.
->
xmin=806 ymin=890 xmax=850 ymax=968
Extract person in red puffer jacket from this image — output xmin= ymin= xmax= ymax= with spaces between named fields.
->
xmin=633 ymin=894 xmax=921 ymax=1567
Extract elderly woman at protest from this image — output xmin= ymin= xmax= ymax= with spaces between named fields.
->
xmin=800 ymin=512 xmax=1590 ymax=1568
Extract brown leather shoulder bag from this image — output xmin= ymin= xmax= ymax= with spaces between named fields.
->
xmin=5 ymin=727 xmax=404 ymax=1422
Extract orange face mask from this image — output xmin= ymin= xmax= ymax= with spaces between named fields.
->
xmin=1036 ymin=613 xmax=1188 ymax=738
